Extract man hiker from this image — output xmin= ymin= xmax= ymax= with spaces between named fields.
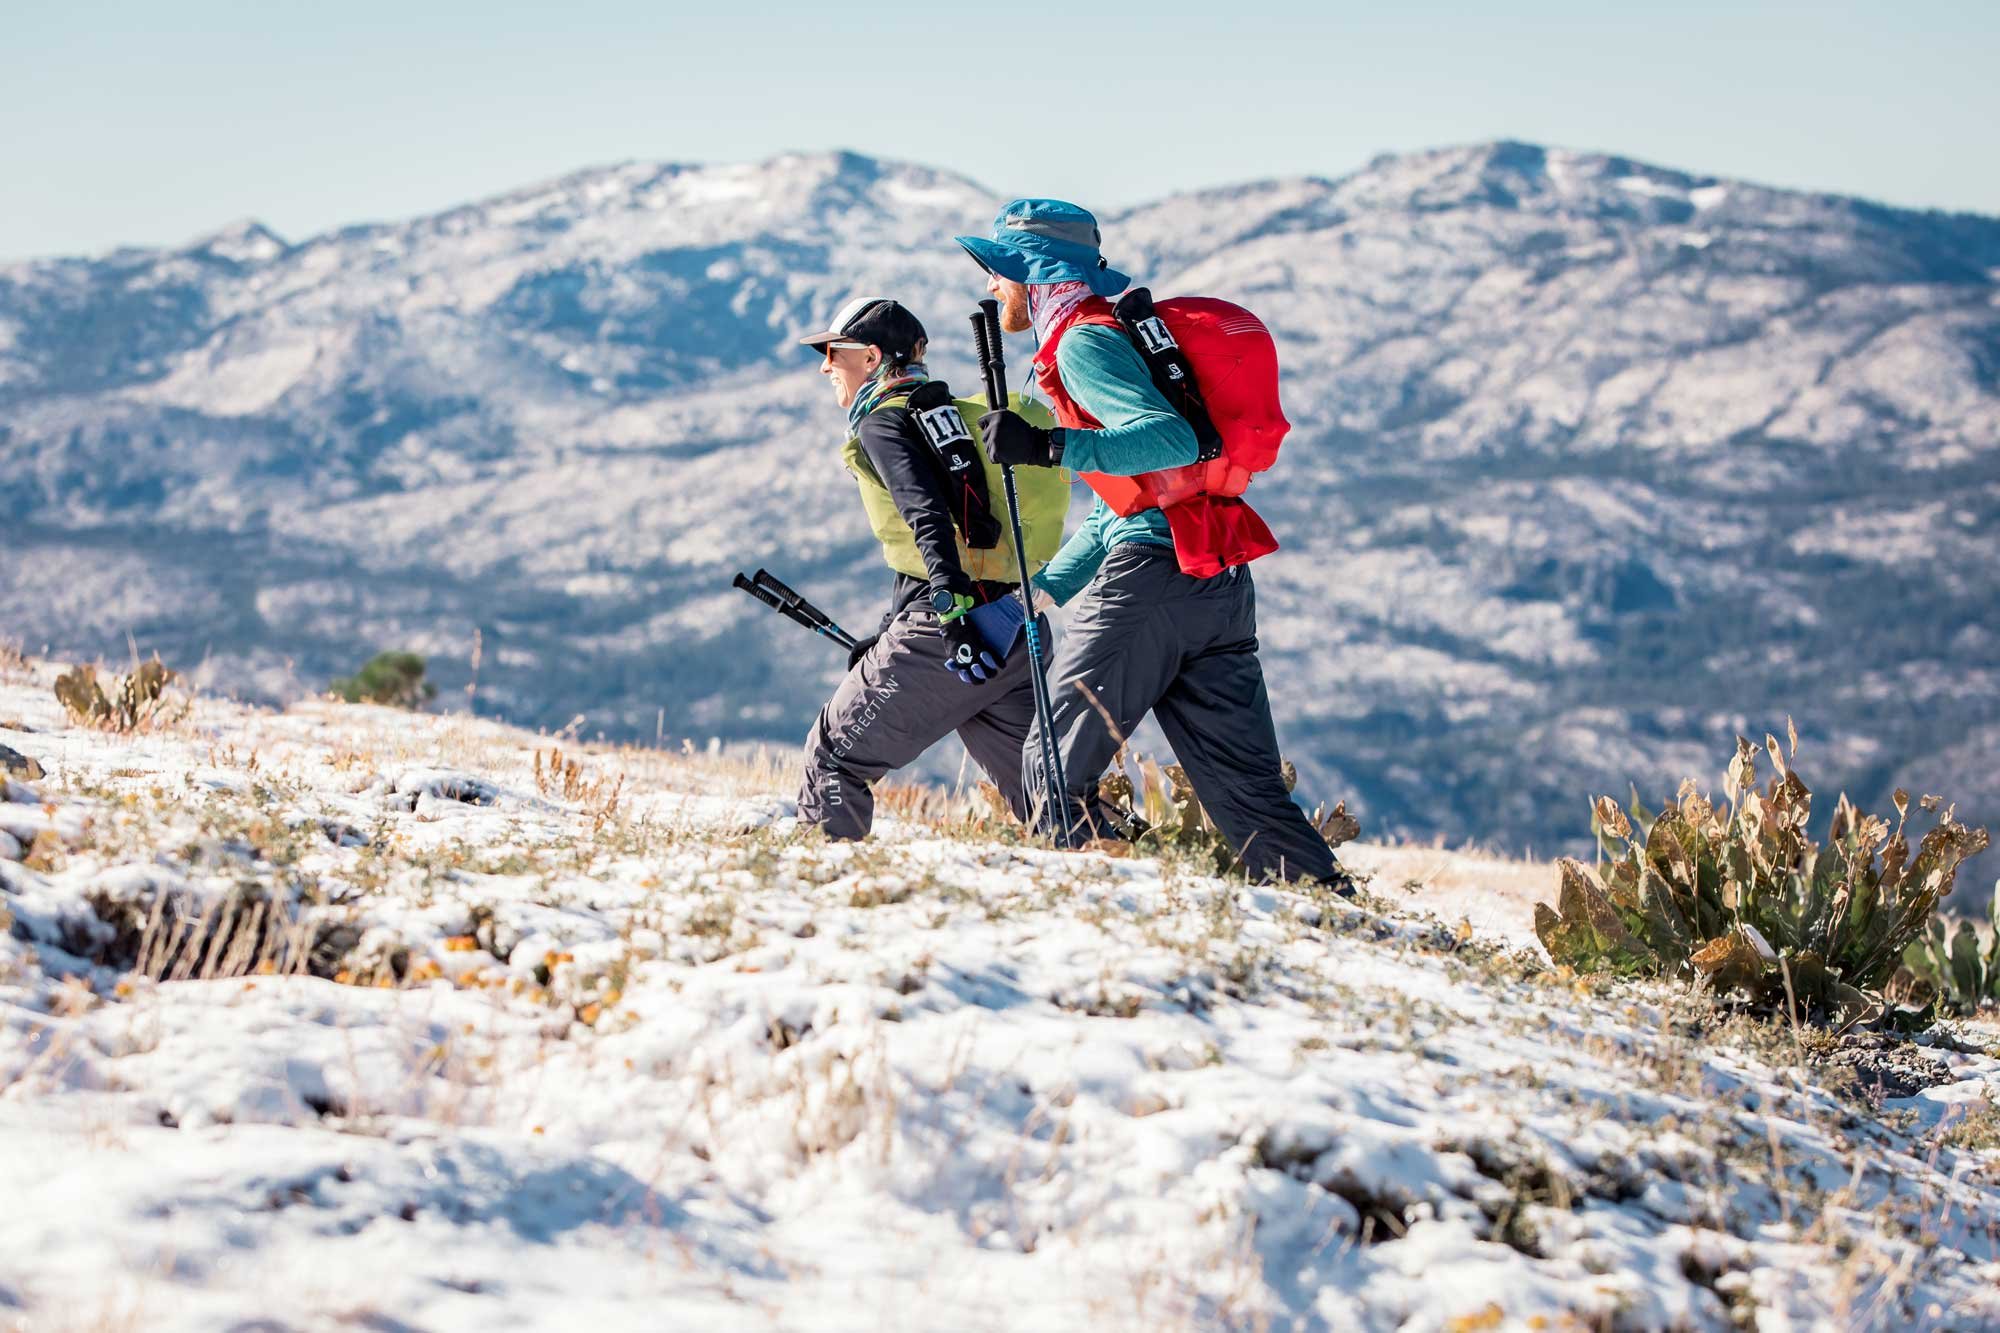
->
xmin=793 ymin=296 xmax=1069 ymax=840
xmin=954 ymin=200 xmax=1354 ymax=888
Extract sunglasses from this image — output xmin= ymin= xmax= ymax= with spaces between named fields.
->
xmin=819 ymin=340 xmax=869 ymax=361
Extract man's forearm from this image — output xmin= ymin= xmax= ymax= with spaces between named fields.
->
xmin=1030 ymin=511 xmax=1107 ymax=607
xmin=1053 ymin=418 xmax=1198 ymax=477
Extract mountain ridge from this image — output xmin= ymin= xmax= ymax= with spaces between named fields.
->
xmin=33 ymin=139 xmax=2000 ymax=276
xmin=3 ymin=140 xmax=1997 ymax=880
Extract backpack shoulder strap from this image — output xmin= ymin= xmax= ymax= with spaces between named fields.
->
xmin=901 ymin=380 xmax=1002 ymax=551
xmin=904 ymin=380 xmax=953 ymax=413
xmin=1110 ymin=288 xmax=1223 ymax=461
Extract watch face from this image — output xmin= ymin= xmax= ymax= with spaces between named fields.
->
xmin=931 ymin=590 xmax=957 ymax=613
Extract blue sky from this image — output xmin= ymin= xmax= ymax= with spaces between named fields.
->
xmin=7 ymin=0 xmax=1997 ymax=260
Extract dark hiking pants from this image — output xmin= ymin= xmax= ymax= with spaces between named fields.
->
xmin=1024 ymin=543 xmax=1338 ymax=885
xmin=798 ymin=604 xmax=1037 ymax=840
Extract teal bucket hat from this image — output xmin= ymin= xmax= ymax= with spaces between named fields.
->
xmin=954 ymin=198 xmax=1132 ymax=297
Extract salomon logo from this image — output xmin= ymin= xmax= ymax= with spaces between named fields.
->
xmin=917 ymin=405 xmax=971 ymax=449
xmin=1134 ymin=316 xmax=1177 ymax=354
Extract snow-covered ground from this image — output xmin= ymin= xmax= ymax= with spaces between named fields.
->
xmin=3 ymin=657 xmax=1999 ymax=1331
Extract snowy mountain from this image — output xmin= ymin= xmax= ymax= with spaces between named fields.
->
xmin=4 ymin=663 xmax=1998 ymax=1328
xmin=4 ymin=142 xmax=1999 ymax=872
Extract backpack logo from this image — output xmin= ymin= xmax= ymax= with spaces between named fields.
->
xmin=1134 ymin=316 xmax=1178 ymax=354
xmin=917 ymin=405 xmax=971 ymax=451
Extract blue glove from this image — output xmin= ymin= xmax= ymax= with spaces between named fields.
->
xmin=937 ymin=593 xmax=1000 ymax=684
xmin=966 ymin=597 xmax=1028 ymax=661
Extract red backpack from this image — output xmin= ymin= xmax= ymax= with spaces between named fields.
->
xmin=1032 ymin=289 xmax=1289 ymax=577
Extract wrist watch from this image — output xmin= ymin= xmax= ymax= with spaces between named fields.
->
xmin=929 ymin=587 xmax=960 ymax=616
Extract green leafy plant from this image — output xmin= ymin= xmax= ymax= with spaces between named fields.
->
xmin=1906 ymin=888 xmax=2000 ymax=1014
xmin=331 ymin=651 xmax=437 ymax=709
xmin=54 ymin=658 xmax=183 ymax=732
xmin=1128 ymin=758 xmax=1238 ymax=874
xmin=1534 ymin=731 xmax=1989 ymax=1028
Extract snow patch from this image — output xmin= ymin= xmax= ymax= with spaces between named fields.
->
xmin=1615 ymin=175 xmax=1687 ymax=201
xmin=136 ymin=336 xmax=324 ymax=416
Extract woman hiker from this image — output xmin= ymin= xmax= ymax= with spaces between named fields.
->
xmin=954 ymin=202 xmax=1356 ymax=889
xmin=793 ymin=296 xmax=1070 ymax=840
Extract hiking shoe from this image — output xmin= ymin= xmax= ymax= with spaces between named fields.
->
xmin=1315 ymin=863 xmax=1361 ymax=899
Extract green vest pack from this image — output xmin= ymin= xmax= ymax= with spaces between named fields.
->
xmin=842 ymin=390 xmax=1070 ymax=584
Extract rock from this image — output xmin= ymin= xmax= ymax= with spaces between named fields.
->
xmin=1820 ymin=1033 xmax=1955 ymax=1100
xmin=393 ymin=769 xmax=503 ymax=805
xmin=0 ymin=745 xmax=44 ymax=782
xmin=317 ymin=818 xmax=370 ymax=848
xmin=3 ymin=780 xmax=46 ymax=806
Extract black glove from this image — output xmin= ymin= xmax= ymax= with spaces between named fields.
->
xmin=939 ymin=611 xmax=1000 ymax=684
xmin=977 ymin=409 xmax=1058 ymax=468
xmin=845 ymin=634 xmax=879 ymax=670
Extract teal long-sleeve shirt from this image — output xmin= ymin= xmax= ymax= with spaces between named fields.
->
xmin=1033 ymin=325 xmax=1199 ymax=606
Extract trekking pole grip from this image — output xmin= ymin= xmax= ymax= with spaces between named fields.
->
xmin=974 ymin=299 xmax=1008 ymax=407
xmin=969 ymin=308 xmax=990 ymax=369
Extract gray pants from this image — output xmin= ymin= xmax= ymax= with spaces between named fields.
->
xmin=1026 ymin=543 xmax=1339 ymax=884
xmin=798 ymin=605 xmax=1037 ymax=840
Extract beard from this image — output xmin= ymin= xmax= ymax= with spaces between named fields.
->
xmin=997 ymin=283 xmax=1031 ymax=333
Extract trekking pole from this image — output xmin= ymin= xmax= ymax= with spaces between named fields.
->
xmin=971 ymin=299 xmax=1069 ymax=830
xmin=732 ymin=572 xmax=858 ymax=650
xmin=735 ymin=572 xmax=837 ymax=643
xmin=750 ymin=569 xmax=856 ymax=647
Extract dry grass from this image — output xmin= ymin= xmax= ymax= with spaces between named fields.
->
xmin=665 ymin=739 xmax=799 ymax=796
xmin=85 ymin=884 xmax=321 ymax=989
xmin=29 ymin=1290 xmax=150 ymax=1333
xmin=1342 ymin=840 xmax=1553 ymax=943
xmin=1941 ymin=1100 xmax=2000 ymax=1152
xmin=874 ymin=776 xmax=1024 ymax=841
xmin=532 ymin=746 xmax=627 ymax=830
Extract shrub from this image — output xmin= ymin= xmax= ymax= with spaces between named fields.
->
xmin=1906 ymin=888 xmax=2000 ymax=1014
xmin=54 ymin=657 xmax=184 ymax=732
xmin=331 ymin=651 xmax=437 ymax=709
xmin=1534 ymin=733 xmax=1989 ymax=1028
